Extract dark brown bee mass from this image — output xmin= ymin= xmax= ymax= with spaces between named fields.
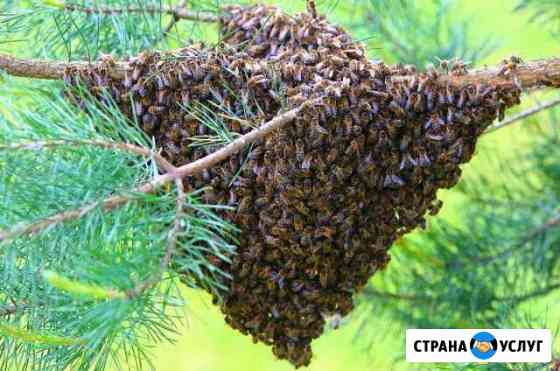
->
xmin=63 ymin=4 xmax=522 ymax=368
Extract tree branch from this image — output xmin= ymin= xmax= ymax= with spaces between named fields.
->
xmin=59 ymin=2 xmax=220 ymax=23
xmin=0 ymin=102 xmax=309 ymax=244
xmin=361 ymin=287 xmax=432 ymax=303
xmin=391 ymin=58 xmax=560 ymax=89
xmin=0 ymin=139 xmax=174 ymax=170
xmin=2 ymin=50 xmax=560 ymax=90
xmin=499 ymin=282 xmax=560 ymax=305
xmin=0 ymin=53 xmax=130 ymax=80
xmin=126 ymin=176 xmax=185 ymax=299
xmin=157 ymin=0 xmax=188 ymax=44
xmin=485 ymin=96 xmax=560 ymax=133
xmin=447 ymin=208 xmax=560 ymax=270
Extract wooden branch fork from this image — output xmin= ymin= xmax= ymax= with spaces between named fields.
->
xmin=0 ymin=103 xmax=308 ymax=244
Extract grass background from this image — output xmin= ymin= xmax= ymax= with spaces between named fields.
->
xmin=143 ymin=1 xmax=559 ymax=371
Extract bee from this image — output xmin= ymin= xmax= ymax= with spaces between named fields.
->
xmin=330 ymin=55 xmax=346 ymax=67
xmin=437 ymin=57 xmax=450 ymax=74
xmin=425 ymin=86 xmax=435 ymax=111
xmin=426 ymin=63 xmax=439 ymax=80
xmin=446 ymin=107 xmax=456 ymax=124
xmin=157 ymin=90 xmax=170 ymax=105
xmin=370 ymin=90 xmax=390 ymax=100
xmin=132 ymin=66 xmax=143 ymax=81
xmin=418 ymin=152 xmax=432 ymax=167
xmin=383 ymin=174 xmax=405 ymax=188
xmin=148 ymin=105 xmax=167 ymax=115
xmin=142 ymin=113 xmax=157 ymax=133
xmin=425 ymin=113 xmax=444 ymax=129
xmin=238 ymin=196 xmax=252 ymax=213
xmin=389 ymin=101 xmax=406 ymax=118
xmin=498 ymin=56 xmax=520 ymax=77
xmin=497 ymin=101 xmax=506 ymax=121
xmin=457 ymin=88 xmax=468 ymax=109
xmin=445 ymin=83 xmax=455 ymax=104
xmin=404 ymin=64 xmax=417 ymax=75
xmin=450 ymin=59 xmax=469 ymax=76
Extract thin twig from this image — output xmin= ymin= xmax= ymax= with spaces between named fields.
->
xmin=361 ymin=287 xmax=432 ymax=303
xmin=498 ymin=282 xmax=560 ymax=305
xmin=0 ymin=139 xmax=173 ymax=170
xmin=448 ymin=208 xmax=560 ymax=270
xmin=62 ymin=3 xmax=220 ymax=23
xmin=486 ymin=96 xmax=560 ymax=133
xmin=0 ymin=101 xmax=312 ymax=244
xmin=157 ymin=0 xmax=188 ymax=44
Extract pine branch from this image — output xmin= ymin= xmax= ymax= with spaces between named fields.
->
xmin=0 ymin=101 xmax=310 ymax=243
xmin=157 ymin=0 xmax=188 ymax=42
xmin=55 ymin=1 xmax=220 ymax=23
xmin=0 ymin=322 xmax=83 ymax=346
xmin=125 ymin=176 xmax=185 ymax=299
xmin=486 ymin=96 xmax=560 ymax=133
xmin=0 ymin=139 xmax=173 ymax=169
xmin=42 ymin=271 xmax=127 ymax=300
xmin=393 ymin=58 xmax=560 ymax=89
xmin=448 ymin=208 xmax=560 ymax=270
xmin=361 ymin=287 xmax=432 ymax=303
xmin=500 ymin=282 xmax=560 ymax=305
xmin=0 ymin=53 xmax=130 ymax=79
xmin=2 ymin=51 xmax=560 ymax=90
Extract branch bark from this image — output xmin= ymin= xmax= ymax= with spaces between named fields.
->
xmin=0 ymin=53 xmax=130 ymax=79
xmin=61 ymin=3 xmax=220 ymax=23
xmin=2 ymin=51 xmax=560 ymax=91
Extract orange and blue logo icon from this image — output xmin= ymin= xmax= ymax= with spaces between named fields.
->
xmin=470 ymin=331 xmax=498 ymax=360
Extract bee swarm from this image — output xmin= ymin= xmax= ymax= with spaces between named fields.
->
xmin=63 ymin=4 xmax=522 ymax=368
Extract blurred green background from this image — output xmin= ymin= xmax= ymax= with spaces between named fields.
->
xmin=141 ymin=1 xmax=559 ymax=371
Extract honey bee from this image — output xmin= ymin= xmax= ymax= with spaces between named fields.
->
xmin=425 ymin=113 xmax=444 ymax=130
xmin=457 ymin=88 xmax=468 ymax=109
xmin=383 ymin=174 xmax=405 ymax=188
xmin=248 ymin=74 xmax=269 ymax=89
xmin=450 ymin=59 xmax=469 ymax=76
xmin=425 ymin=63 xmax=439 ymax=80
xmin=389 ymin=101 xmax=406 ymax=118
xmin=437 ymin=57 xmax=450 ymax=73
xmin=498 ymin=56 xmax=520 ymax=77
xmin=148 ymin=105 xmax=167 ymax=115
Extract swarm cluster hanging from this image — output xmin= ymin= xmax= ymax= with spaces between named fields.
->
xmin=63 ymin=4 xmax=522 ymax=368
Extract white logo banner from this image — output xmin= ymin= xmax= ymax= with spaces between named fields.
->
xmin=406 ymin=329 xmax=552 ymax=363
